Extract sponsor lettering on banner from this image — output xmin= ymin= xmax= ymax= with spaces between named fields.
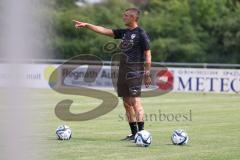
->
xmin=0 ymin=64 xmax=58 ymax=88
xmin=172 ymin=68 xmax=240 ymax=93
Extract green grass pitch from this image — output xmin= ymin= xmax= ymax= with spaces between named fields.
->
xmin=36 ymin=89 xmax=240 ymax=160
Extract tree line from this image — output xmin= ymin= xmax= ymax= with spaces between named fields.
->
xmin=46 ymin=0 xmax=240 ymax=64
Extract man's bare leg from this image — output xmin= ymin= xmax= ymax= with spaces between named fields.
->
xmin=123 ymin=98 xmax=136 ymax=122
xmin=121 ymin=97 xmax=138 ymax=140
xmin=131 ymin=97 xmax=145 ymax=131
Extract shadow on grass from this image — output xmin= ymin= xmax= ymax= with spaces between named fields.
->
xmin=165 ymin=143 xmax=191 ymax=147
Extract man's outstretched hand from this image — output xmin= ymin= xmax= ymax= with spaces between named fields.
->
xmin=72 ymin=20 xmax=114 ymax=37
xmin=73 ymin=20 xmax=88 ymax=29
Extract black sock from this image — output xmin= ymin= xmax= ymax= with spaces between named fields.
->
xmin=137 ymin=122 xmax=144 ymax=131
xmin=129 ymin=122 xmax=137 ymax=135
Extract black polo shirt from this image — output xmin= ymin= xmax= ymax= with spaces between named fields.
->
xmin=112 ymin=27 xmax=150 ymax=63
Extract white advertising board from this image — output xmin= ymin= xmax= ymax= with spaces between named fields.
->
xmin=0 ymin=64 xmax=239 ymax=94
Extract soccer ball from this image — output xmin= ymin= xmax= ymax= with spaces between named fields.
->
xmin=134 ymin=130 xmax=152 ymax=147
xmin=171 ymin=129 xmax=188 ymax=145
xmin=56 ymin=125 xmax=72 ymax=140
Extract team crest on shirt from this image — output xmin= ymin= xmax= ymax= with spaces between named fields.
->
xmin=123 ymin=34 xmax=126 ymax=39
xmin=131 ymin=34 xmax=136 ymax=39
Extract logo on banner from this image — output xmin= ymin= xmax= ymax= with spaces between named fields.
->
xmin=44 ymin=65 xmax=57 ymax=87
xmin=156 ymin=70 xmax=174 ymax=91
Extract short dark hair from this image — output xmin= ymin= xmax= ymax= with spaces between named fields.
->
xmin=125 ymin=8 xmax=141 ymax=21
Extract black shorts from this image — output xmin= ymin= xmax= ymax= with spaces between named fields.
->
xmin=117 ymin=71 xmax=143 ymax=97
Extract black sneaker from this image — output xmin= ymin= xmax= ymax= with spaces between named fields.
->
xmin=120 ymin=134 xmax=135 ymax=141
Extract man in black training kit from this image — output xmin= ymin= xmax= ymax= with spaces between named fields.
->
xmin=74 ymin=8 xmax=151 ymax=141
